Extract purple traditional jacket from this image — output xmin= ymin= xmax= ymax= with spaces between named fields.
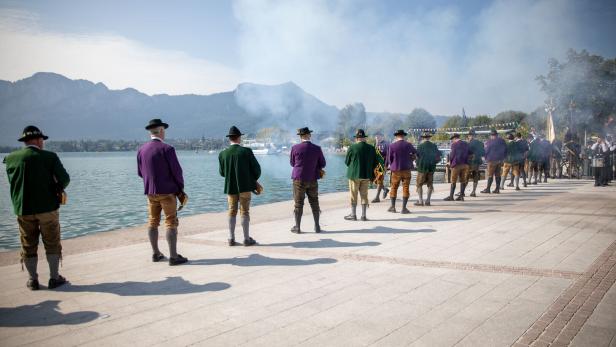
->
xmin=485 ymin=137 xmax=507 ymax=162
xmin=376 ymin=140 xmax=389 ymax=158
xmin=290 ymin=141 xmax=326 ymax=181
xmin=386 ymin=140 xmax=417 ymax=171
xmin=137 ymin=139 xmax=184 ymax=195
xmin=450 ymin=140 xmax=470 ymax=168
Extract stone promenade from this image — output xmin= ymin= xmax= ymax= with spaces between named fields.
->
xmin=0 ymin=179 xmax=615 ymax=347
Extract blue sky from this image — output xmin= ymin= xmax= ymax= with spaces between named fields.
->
xmin=1 ymin=0 xmax=615 ymax=115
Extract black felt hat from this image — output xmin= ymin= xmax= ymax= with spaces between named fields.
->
xmin=226 ymin=125 xmax=244 ymax=137
xmin=355 ymin=129 xmax=367 ymax=138
xmin=421 ymin=131 xmax=433 ymax=138
xmin=506 ymin=133 xmax=514 ymax=140
xmin=450 ymin=133 xmax=460 ymax=140
xmin=490 ymin=129 xmax=498 ymax=136
xmin=468 ymin=129 xmax=477 ymax=136
xmin=393 ymin=129 xmax=407 ymax=137
xmin=18 ymin=125 xmax=49 ymax=142
xmin=297 ymin=127 xmax=313 ymax=135
xmin=145 ymin=118 xmax=169 ymax=130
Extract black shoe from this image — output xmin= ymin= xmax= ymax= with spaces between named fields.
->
xmin=524 ymin=183 xmax=528 ymax=187
xmin=290 ymin=225 xmax=301 ymax=234
xmin=492 ymin=189 xmax=500 ymax=194
xmin=27 ymin=279 xmax=40 ymax=291
xmin=371 ymin=197 xmax=380 ymax=203
xmin=387 ymin=206 xmax=396 ymax=213
xmin=401 ymin=208 xmax=411 ymax=214
xmin=48 ymin=275 xmax=67 ymax=289
xmin=169 ymin=254 xmax=188 ymax=266
xmin=315 ymin=226 xmax=322 ymax=233
xmin=344 ymin=214 xmax=357 ymax=221
xmin=243 ymin=237 xmax=257 ymax=246
xmin=480 ymin=189 xmax=490 ymax=194
xmin=424 ymin=201 xmax=431 ymax=206
xmin=360 ymin=216 xmax=368 ymax=221
xmin=515 ymin=187 xmax=520 ymax=191
xmin=507 ymin=183 xmax=514 ymax=187
xmin=444 ymin=196 xmax=454 ymax=201
xmin=228 ymin=239 xmax=238 ymax=246
xmin=470 ymin=192 xmax=477 ymax=197
xmin=455 ymin=195 xmax=464 ymax=201
xmin=152 ymin=253 xmax=165 ymax=262
xmin=414 ymin=201 xmax=424 ymax=206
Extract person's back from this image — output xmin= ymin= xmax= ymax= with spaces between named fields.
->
xmin=5 ymin=147 xmax=69 ymax=216
xmin=468 ymin=139 xmax=485 ymax=166
xmin=290 ymin=141 xmax=325 ymax=182
xmin=346 ymin=141 xmax=377 ymax=180
xmin=387 ymin=140 xmax=414 ymax=171
xmin=528 ymin=139 xmax=543 ymax=162
xmin=137 ymin=140 xmax=183 ymax=195
xmin=450 ymin=140 xmax=470 ymax=167
xmin=219 ymin=144 xmax=261 ymax=194
xmin=485 ymin=137 xmax=507 ymax=162
xmin=416 ymin=140 xmax=440 ymax=173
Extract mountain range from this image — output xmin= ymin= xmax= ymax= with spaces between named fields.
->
xmin=0 ymin=72 xmax=340 ymax=145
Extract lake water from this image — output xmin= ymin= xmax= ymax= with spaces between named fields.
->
xmin=0 ymin=151 xmax=444 ymax=250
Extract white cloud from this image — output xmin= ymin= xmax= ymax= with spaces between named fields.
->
xmin=0 ymin=9 xmax=241 ymax=95
xmin=233 ymin=0 xmax=582 ymax=115
xmin=0 ymin=1 xmax=584 ymax=115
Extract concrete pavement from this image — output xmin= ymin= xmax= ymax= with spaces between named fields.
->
xmin=1 ymin=179 xmax=615 ymax=346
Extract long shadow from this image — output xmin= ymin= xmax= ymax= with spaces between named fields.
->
xmin=325 ymin=226 xmax=436 ymax=235
xmin=418 ymin=209 xmax=501 ymax=214
xmin=55 ymin=276 xmax=230 ymax=296
xmin=188 ymin=254 xmax=337 ymax=266
xmin=374 ymin=216 xmax=469 ymax=223
xmin=0 ymin=300 xmax=99 ymax=327
xmin=265 ymin=238 xmax=380 ymax=248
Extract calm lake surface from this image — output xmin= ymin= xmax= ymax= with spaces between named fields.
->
xmin=0 ymin=151 xmax=444 ymax=250
xmin=0 ymin=151 xmax=350 ymax=250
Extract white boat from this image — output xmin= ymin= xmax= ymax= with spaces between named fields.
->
xmin=244 ymin=139 xmax=276 ymax=155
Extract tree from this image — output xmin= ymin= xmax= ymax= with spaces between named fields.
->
xmin=468 ymin=115 xmax=492 ymax=128
xmin=404 ymin=108 xmax=437 ymax=130
xmin=493 ymin=110 xmax=528 ymax=125
xmin=537 ymin=49 xmax=616 ymax=134
xmin=441 ymin=115 xmax=463 ymax=129
xmin=336 ymin=103 xmax=367 ymax=138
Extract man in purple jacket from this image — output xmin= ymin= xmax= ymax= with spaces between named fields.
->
xmin=444 ymin=133 xmax=471 ymax=201
xmin=481 ymin=129 xmax=507 ymax=194
xmin=290 ymin=127 xmax=326 ymax=233
xmin=386 ymin=129 xmax=417 ymax=214
xmin=137 ymin=118 xmax=187 ymax=266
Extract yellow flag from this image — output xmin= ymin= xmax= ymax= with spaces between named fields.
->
xmin=547 ymin=111 xmax=556 ymax=142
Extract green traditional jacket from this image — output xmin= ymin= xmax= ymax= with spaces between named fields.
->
xmin=416 ymin=141 xmax=441 ymax=173
xmin=505 ymin=140 xmax=523 ymax=164
xmin=528 ymin=140 xmax=542 ymax=162
xmin=218 ymin=144 xmax=261 ymax=195
xmin=468 ymin=139 xmax=485 ymax=166
xmin=345 ymin=141 xmax=378 ymax=180
xmin=3 ymin=146 xmax=70 ymax=216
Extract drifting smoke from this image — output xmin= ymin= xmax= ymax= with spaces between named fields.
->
xmin=232 ymin=0 xmax=588 ymax=115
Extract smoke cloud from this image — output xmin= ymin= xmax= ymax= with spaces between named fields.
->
xmin=233 ymin=0 xmax=583 ymax=115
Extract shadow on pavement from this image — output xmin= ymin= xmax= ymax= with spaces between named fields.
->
xmin=265 ymin=238 xmax=380 ymax=248
xmin=189 ymin=254 xmax=337 ymax=266
xmin=56 ymin=276 xmax=230 ymax=296
xmin=374 ymin=216 xmax=469 ymax=222
xmin=325 ymin=227 xmax=436 ymax=234
xmin=0 ymin=300 xmax=99 ymax=327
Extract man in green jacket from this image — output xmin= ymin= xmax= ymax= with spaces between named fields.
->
xmin=415 ymin=132 xmax=441 ymax=206
xmin=500 ymin=133 xmax=522 ymax=190
xmin=344 ymin=129 xmax=379 ymax=221
xmin=3 ymin=126 xmax=70 ymax=290
xmin=219 ymin=126 xmax=261 ymax=246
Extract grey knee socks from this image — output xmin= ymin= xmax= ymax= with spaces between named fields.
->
xmin=46 ymin=254 xmax=61 ymax=280
xmin=24 ymin=257 xmax=38 ymax=281
xmin=148 ymin=227 xmax=160 ymax=254
xmin=166 ymin=229 xmax=178 ymax=258
xmin=241 ymin=215 xmax=250 ymax=240
xmin=229 ymin=216 xmax=237 ymax=240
